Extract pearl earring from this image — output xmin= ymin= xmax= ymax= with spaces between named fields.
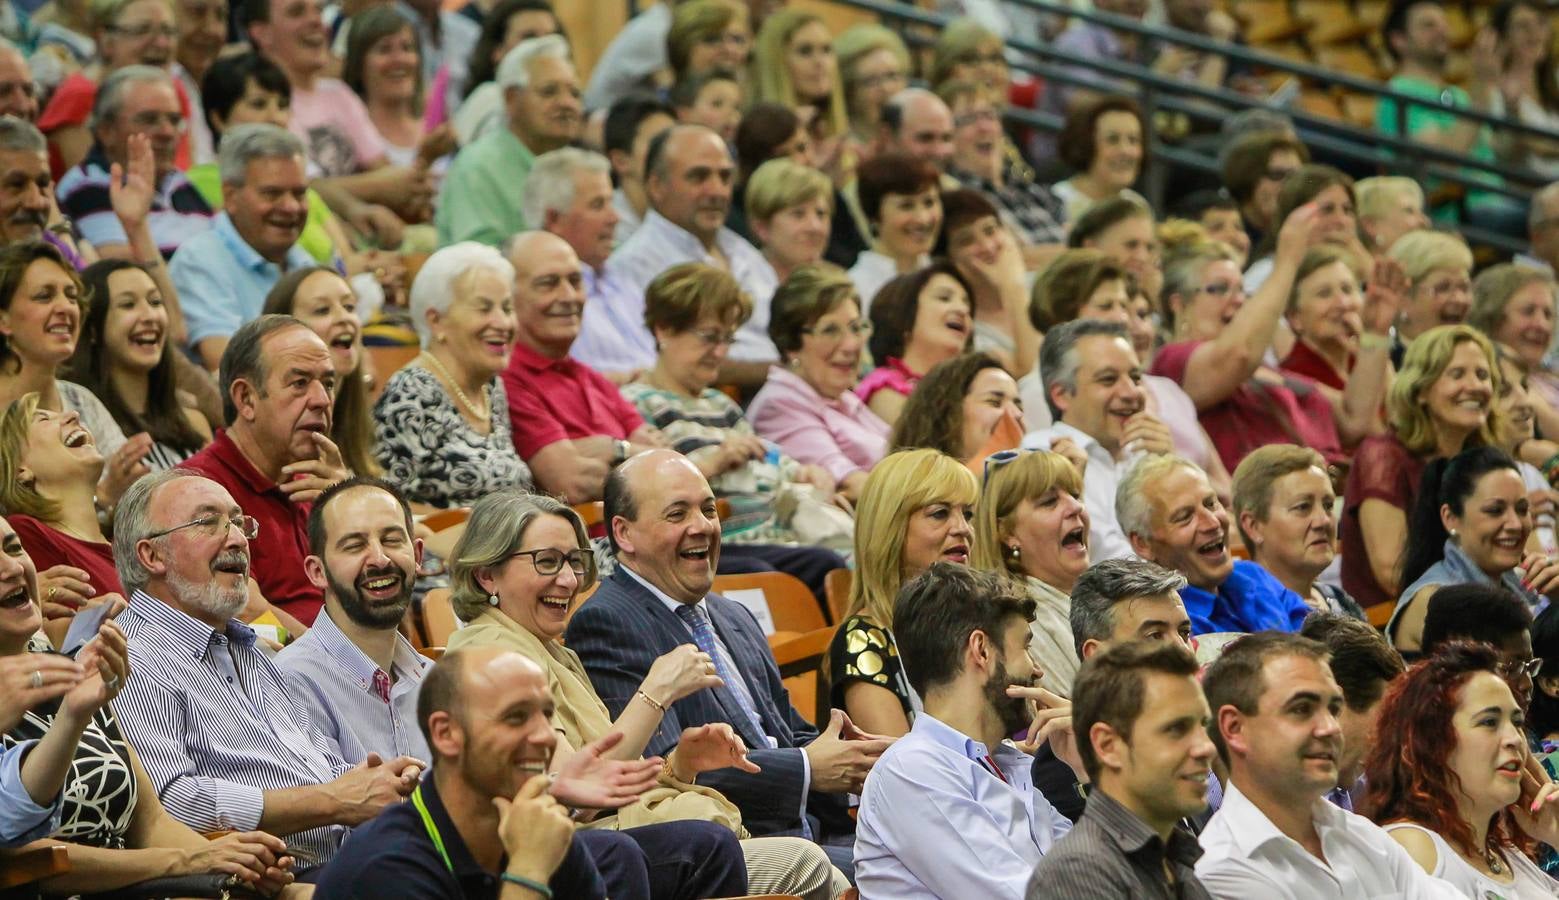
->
xmin=1449 ymin=528 xmax=1459 ymax=541
xmin=488 ymin=593 xmax=500 ymax=606
xmin=1007 ymin=544 xmax=1020 ymax=559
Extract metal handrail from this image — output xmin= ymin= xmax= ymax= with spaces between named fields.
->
xmin=1004 ymin=0 xmax=1559 ymax=143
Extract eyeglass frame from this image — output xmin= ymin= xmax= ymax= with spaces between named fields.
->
xmin=507 ymin=547 xmax=598 ymax=589
xmin=144 ymin=512 xmax=261 ymax=542
xmin=1499 ymin=656 xmax=1543 ymax=680
xmin=801 ymin=320 xmax=872 ymax=343
xmin=689 ymin=327 xmax=739 ymax=348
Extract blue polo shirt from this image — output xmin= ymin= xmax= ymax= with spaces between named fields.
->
xmin=169 ymin=211 xmax=316 ymax=350
xmin=1180 ymin=560 xmax=1311 ymax=636
xmin=313 ymin=774 xmax=605 ymax=900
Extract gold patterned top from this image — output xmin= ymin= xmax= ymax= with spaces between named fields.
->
xmin=827 ymin=614 xmax=916 ymax=719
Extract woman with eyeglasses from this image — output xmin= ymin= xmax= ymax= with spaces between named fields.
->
xmin=970 ymin=449 xmax=1088 ymax=696
xmin=1387 ymin=230 xmax=1476 ymax=369
xmin=1391 ymin=446 xmax=1559 ymax=654
xmin=835 ymin=24 xmax=909 ymax=161
xmin=829 ymin=449 xmax=978 ymax=736
xmin=445 ymin=490 xmax=848 ymax=900
xmin=1340 ymin=325 xmax=1500 ymax=616
xmin=750 ymin=265 xmax=889 ymax=503
xmin=1364 ymin=642 xmax=1559 ymax=898
xmin=1151 ymin=203 xmax=1343 ymax=473
xmin=622 ymin=264 xmax=843 ymax=545
xmin=1529 ymin=604 xmax=1559 ymax=751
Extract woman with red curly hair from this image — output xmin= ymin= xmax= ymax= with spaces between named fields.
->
xmin=1363 ymin=642 xmax=1559 ymax=897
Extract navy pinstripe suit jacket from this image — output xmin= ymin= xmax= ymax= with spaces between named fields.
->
xmin=565 ymin=568 xmax=852 ymax=838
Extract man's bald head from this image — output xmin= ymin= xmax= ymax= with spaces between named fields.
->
xmin=503 ymin=229 xmax=585 ymax=357
xmin=417 ymin=646 xmax=550 ymax=762
xmin=604 ymin=449 xmax=720 ymax=601
xmin=643 ymin=125 xmax=734 ymax=246
xmin=881 ymin=88 xmax=953 ymax=170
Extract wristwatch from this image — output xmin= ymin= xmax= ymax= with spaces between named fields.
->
xmin=611 ymin=439 xmax=630 ymax=465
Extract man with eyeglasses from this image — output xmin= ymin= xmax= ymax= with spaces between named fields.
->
xmin=606 ymin=124 xmax=781 ymax=387
xmin=1419 ymin=582 xmax=1540 ymax=706
xmin=179 ymin=314 xmax=348 ymax=626
xmin=0 ymin=41 xmax=39 ymax=122
xmin=110 ymin=468 xmax=425 ymax=875
xmin=436 ymin=34 xmax=581 ymax=246
xmin=53 ymin=65 xmax=213 ymax=260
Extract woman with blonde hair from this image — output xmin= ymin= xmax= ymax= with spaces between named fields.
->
xmin=1467 ymin=263 xmax=1559 ymax=437
xmin=1340 ymin=324 xmax=1499 ymax=614
xmin=834 ymin=23 xmax=909 ymax=153
xmin=666 ymin=0 xmax=751 ymax=84
xmin=972 ymin=449 xmax=1089 ymax=695
xmin=828 ymin=449 xmax=978 ymax=736
xmin=445 ymin=489 xmax=846 ymax=900
xmin=1355 ymin=176 xmax=1430 ymax=253
xmin=1387 ymin=229 xmax=1475 ymax=368
xmin=751 ymin=10 xmax=850 ymax=183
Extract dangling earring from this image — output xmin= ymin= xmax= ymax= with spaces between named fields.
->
xmin=488 ymin=593 xmax=500 ymax=606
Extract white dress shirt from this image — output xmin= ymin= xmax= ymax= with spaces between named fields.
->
xmin=606 ymin=210 xmax=779 ymax=362
xmin=855 ymin=713 xmax=1071 ymax=900
xmin=1196 ymin=781 xmax=1464 ymax=899
xmin=1020 ymin=421 xmax=1137 ymax=562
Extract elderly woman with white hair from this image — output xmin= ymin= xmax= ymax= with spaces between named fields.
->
xmin=372 ymin=241 xmax=531 ymax=508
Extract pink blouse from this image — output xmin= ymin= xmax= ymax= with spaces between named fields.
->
xmin=750 ymin=365 xmax=890 ymax=481
xmin=855 ymin=357 xmax=920 ymax=404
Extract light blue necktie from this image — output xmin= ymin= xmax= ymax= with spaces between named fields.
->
xmin=675 ymin=603 xmax=770 ymax=746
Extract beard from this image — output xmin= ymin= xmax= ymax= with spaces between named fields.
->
xmin=328 ymin=564 xmax=414 ymax=630
xmin=984 ymin=654 xmax=1036 ymax=738
xmin=167 ymin=555 xmax=249 ymax=622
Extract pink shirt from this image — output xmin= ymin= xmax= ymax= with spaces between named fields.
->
xmin=750 ymin=365 xmax=890 ymax=481
xmin=854 ymin=357 xmax=919 ymax=404
xmin=288 ymin=78 xmax=386 ymax=177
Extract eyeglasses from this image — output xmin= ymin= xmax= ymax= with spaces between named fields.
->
xmin=855 ymin=71 xmax=906 ymax=90
xmin=802 ymin=320 xmax=872 ymax=343
xmin=1500 ymin=657 xmax=1544 ymax=680
xmin=690 ymin=328 xmax=738 ymax=348
xmin=109 ymin=23 xmax=179 ymax=38
xmin=128 ymin=111 xmax=186 ymax=132
xmin=954 ymin=109 xmax=1000 ymax=128
xmin=509 ymin=548 xmax=592 ymax=578
xmin=1263 ymin=167 xmax=1297 ymax=183
xmin=146 ymin=512 xmax=261 ymax=541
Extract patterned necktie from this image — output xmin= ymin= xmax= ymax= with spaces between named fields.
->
xmin=675 ymin=603 xmax=768 ymax=743
xmin=371 ymin=668 xmax=392 ymax=704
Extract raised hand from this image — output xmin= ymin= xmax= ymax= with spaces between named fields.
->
xmin=1009 ymin=685 xmax=1083 ymax=776
xmin=36 ymin=565 xmax=96 ymax=618
xmin=1049 ymin=437 xmax=1090 ymax=481
xmin=643 ymin=643 xmax=723 ymax=706
xmin=1121 ymin=412 xmax=1174 ymax=457
xmin=60 ymin=620 xmax=128 ymax=723
xmin=671 ymin=722 xmax=761 ymax=781
xmin=496 ymin=774 xmax=576 ymax=885
xmin=1274 ymin=202 xmax=1323 ymax=267
xmin=279 ymin=432 xmax=349 ymax=504
xmin=1361 ymin=256 xmax=1408 ymax=337
xmin=803 ymin=709 xmax=892 ymax=794
xmin=549 ymin=731 xmax=661 ymax=809
xmin=109 ymin=132 xmax=156 ymax=229
xmin=98 ymin=433 xmax=155 ymax=508
xmin=0 ymin=653 xmax=82 ymax=732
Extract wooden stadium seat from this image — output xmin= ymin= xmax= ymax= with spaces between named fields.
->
xmin=1234 ymin=0 xmax=1302 ymax=44
xmin=1444 ymin=4 xmax=1474 ymax=48
xmin=1314 ymin=44 xmax=1386 ymax=82
xmin=712 ymin=572 xmax=828 ymax=636
xmin=421 ymin=587 xmax=460 ymax=649
xmin=1298 ymin=89 xmax=1345 ymax=122
xmin=1339 ymin=91 xmax=1379 ymax=129
xmin=1254 ymin=40 xmax=1313 ymax=68
xmin=769 ymin=626 xmax=835 ymax=727
xmin=1295 ymin=0 xmax=1368 ymax=45
xmin=824 ymin=568 xmax=851 ymax=625
xmin=420 ymin=507 xmax=469 ymax=532
xmin=573 ymin=501 xmax=605 ymax=529
xmin=0 ymin=844 xmax=70 ymax=889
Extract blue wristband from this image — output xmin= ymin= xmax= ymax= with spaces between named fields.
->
xmin=500 ymin=872 xmax=553 ymax=898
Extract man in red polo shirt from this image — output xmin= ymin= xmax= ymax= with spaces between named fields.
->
xmin=181 ymin=314 xmax=348 ymax=625
xmin=500 ymin=230 xmax=666 ymax=503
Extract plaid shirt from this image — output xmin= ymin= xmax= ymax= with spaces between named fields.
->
xmin=951 ymin=160 xmax=1068 ymax=246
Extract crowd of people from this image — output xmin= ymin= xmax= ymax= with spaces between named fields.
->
xmin=4 ymin=0 xmax=1559 ymax=896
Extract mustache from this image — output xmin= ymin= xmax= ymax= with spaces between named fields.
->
xmin=356 ymin=564 xmax=404 ymax=587
xmin=544 ymin=302 xmax=583 ymax=317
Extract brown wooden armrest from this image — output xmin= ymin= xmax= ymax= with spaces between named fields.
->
xmin=0 ymin=844 xmax=70 ymax=889
xmin=769 ymin=627 xmax=834 ymax=679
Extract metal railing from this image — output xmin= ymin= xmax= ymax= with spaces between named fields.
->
xmin=832 ymin=0 xmax=1549 ymax=254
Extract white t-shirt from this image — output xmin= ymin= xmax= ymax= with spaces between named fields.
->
xmin=1382 ymin=822 xmax=1559 ymax=900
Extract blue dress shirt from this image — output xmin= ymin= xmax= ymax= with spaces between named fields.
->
xmin=169 ymin=212 xmax=317 ymax=349
xmin=854 ymin=712 xmax=1071 ymax=899
xmin=114 ymin=590 xmax=355 ymax=864
xmin=1179 ymin=560 xmax=1312 ymax=636
xmin=0 ymin=742 xmax=63 ymax=846
xmin=569 ymin=262 xmax=659 ymax=375
xmin=275 ymin=607 xmax=430 ymax=764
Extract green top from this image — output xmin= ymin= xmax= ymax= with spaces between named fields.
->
xmin=434 ymin=126 xmax=535 ymax=247
xmin=1375 ymin=75 xmax=1501 ymax=224
xmin=186 ymin=163 xmax=340 ymax=265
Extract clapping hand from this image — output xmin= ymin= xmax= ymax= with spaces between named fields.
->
xmin=671 ymin=723 xmax=761 ymax=781
xmin=98 ymin=433 xmax=155 ymax=508
xmin=0 ymin=653 xmax=82 ymax=733
xmin=549 ymin=731 xmax=661 ymax=810
xmin=60 ymin=619 xmax=128 ymax=722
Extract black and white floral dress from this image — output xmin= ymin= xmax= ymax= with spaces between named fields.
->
xmin=372 ymin=365 xmax=534 ymax=508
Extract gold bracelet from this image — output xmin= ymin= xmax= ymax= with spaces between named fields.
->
xmin=635 ymin=689 xmax=666 ymax=713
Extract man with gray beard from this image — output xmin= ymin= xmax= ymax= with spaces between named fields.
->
xmin=111 ymin=469 xmax=425 ymax=874
xmin=276 ymin=475 xmax=433 ymax=761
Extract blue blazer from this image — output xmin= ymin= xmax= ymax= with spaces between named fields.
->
xmin=565 ymin=568 xmax=851 ymax=838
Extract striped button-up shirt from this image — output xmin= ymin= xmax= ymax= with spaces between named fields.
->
xmin=113 ymin=590 xmax=353 ymax=864
xmin=275 ymin=608 xmax=430 ymax=763
xmin=1027 ymin=789 xmax=1211 ymax=899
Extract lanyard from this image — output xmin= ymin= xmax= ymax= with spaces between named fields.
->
xmin=411 ymin=784 xmax=454 ymax=874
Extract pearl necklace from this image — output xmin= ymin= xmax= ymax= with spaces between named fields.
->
xmin=420 ymin=351 xmax=490 ymax=423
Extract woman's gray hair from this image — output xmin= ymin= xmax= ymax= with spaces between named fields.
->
xmin=409 ymin=242 xmax=517 ymax=348
xmin=1115 ymin=454 xmax=1201 ymax=542
xmin=521 ymin=147 xmax=610 ymax=232
xmin=91 ymin=65 xmax=172 ymax=130
xmin=218 ymin=123 xmax=305 ymax=187
xmin=448 ymin=489 xmax=592 ymax=622
xmin=1039 ymin=318 xmax=1129 ymax=420
xmin=112 ymin=468 xmax=204 ymax=595
xmin=0 ymin=115 xmax=44 ymax=154
xmin=1069 ymin=557 xmax=1188 ymax=657
xmin=496 ymin=33 xmax=570 ymax=91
